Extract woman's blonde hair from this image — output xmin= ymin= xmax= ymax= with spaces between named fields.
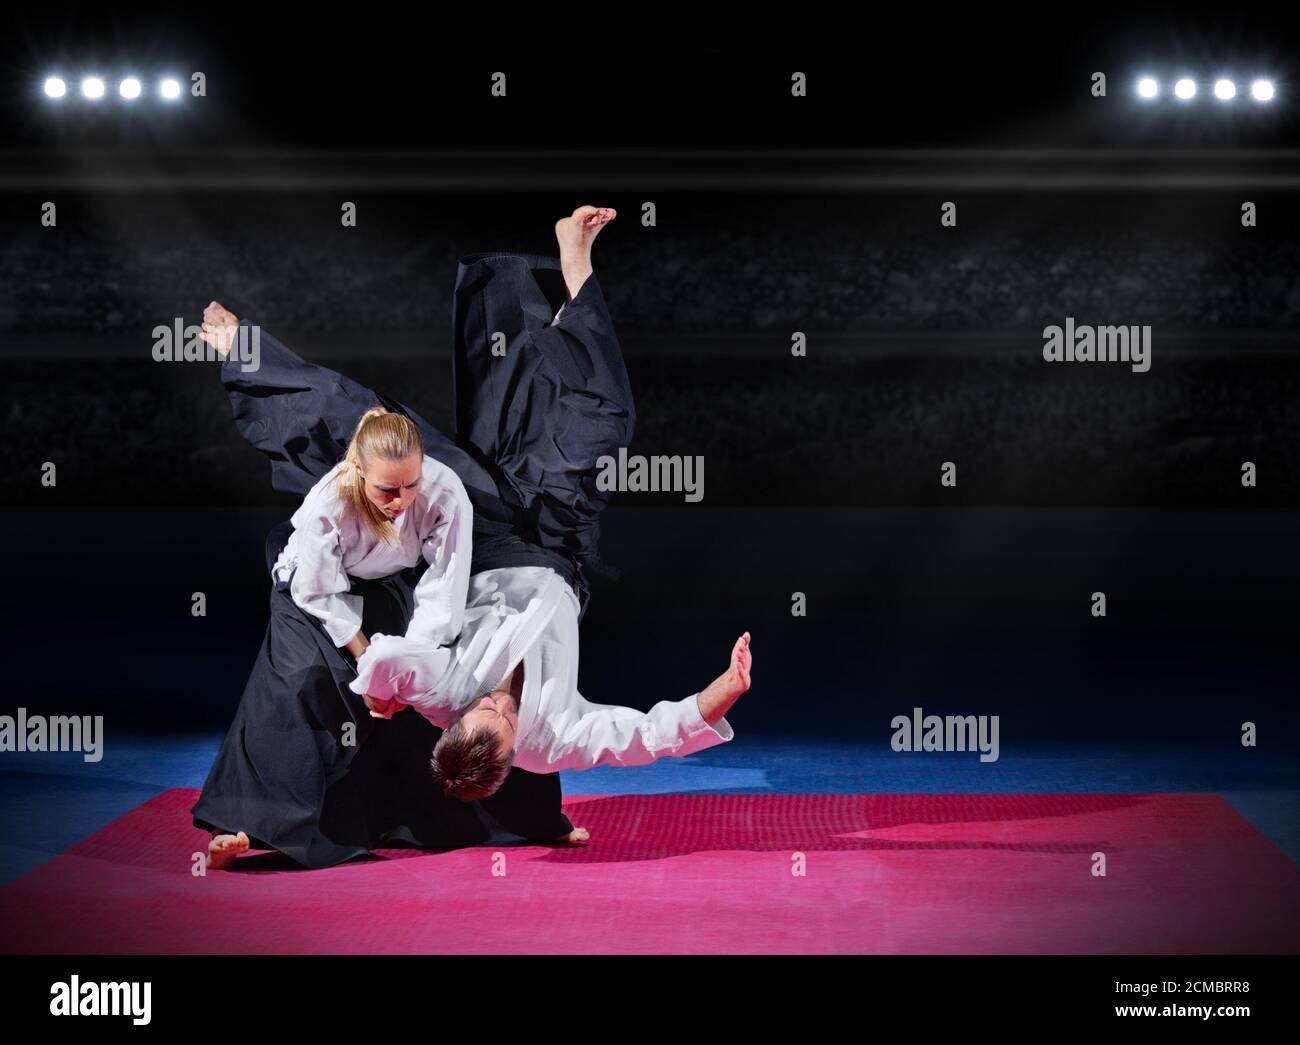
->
xmin=332 ymin=407 xmax=423 ymax=543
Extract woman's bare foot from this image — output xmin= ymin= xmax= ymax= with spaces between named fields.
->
xmin=554 ymin=205 xmax=615 ymax=302
xmin=553 ymin=826 xmax=590 ymax=845
xmin=200 ymin=301 xmax=240 ymax=358
xmin=207 ymin=831 xmax=250 ymax=870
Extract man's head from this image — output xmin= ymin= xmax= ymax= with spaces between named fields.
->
xmin=430 ymin=689 xmax=518 ymax=801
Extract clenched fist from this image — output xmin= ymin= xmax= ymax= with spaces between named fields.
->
xmin=363 ymin=693 xmax=409 ymax=720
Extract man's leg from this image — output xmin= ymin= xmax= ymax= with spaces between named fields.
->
xmin=451 ymin=208 xmax=635 ymax=575
xmin=555 ymin=205 xmax=614 ymax=304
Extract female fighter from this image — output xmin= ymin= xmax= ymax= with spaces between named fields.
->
xmin=191 ymin=400 xmax=478 ymax=868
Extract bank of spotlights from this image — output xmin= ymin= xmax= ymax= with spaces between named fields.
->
xmin=1137 ymin=75 xmax=1276 ymax=105
xmin=42 ymin=74 xmax=186 ymax=104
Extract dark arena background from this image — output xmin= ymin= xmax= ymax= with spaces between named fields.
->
xmin=0 ymin=5 xmax=1296 ymax=1025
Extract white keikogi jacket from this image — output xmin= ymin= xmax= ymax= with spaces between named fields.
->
xmin=272 ymin=455 xmax=473 ymax=648
xmin=350 ymin=566 xmax=734 ymax=773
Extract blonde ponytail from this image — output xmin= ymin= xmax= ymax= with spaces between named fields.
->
xmin=332 ymin=406 xmax=424 ymax=543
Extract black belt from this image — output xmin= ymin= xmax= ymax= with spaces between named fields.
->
xmin=457 ymin=436 xmax=608 ymax=620
xmin=470 ymin=516 xmax=592 ymax=620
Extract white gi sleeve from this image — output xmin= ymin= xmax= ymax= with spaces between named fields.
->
xmin=350 ymin=633 xmax=457 ymax=727
xmin=288 ymin=505 xmax=363 ymax=648
xmin=403 ymin=460 xmax=474 ymax=647
xmin=544 ymin=691 xmax=734 ymax=771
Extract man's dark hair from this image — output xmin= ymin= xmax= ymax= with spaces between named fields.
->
xmin=431 ymin=717 xmax=514 ymax=801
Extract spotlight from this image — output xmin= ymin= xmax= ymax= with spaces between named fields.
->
xmin=160 ymin=78 xmax=182 ymax=100
xmin=1137 ymin=77 xmax=1158 ymax=99
xmin=82 ymin=77 xmax=105 ymax=100
xmin=44 ymin=77 xmax=67 ymax=99
xmin=119 ymin=77 xmax=142 ymax=100
xmin=1174 ymin=78 xmax=1196 ymax=100
xmin=1251 ymin=79 xmax=1275 ymax=102
xmin=1213 ymin=79 xmax=1236 ymax=100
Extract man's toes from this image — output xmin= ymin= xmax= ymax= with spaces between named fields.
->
xmin=552 ymin=826 xmax=589 ymax=844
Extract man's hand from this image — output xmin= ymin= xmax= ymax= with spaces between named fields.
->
xmin=363 ymin=693 xmax=409 ymax=720
xmin=696 ymin=632 xmax=752 ymax=726
xmin=200 ymin=301 xmax=240 ymax=357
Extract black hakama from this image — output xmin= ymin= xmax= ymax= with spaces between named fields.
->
xmin=192 ymin=253 xmax=634 ymax=868
xmin=451 ymin=253 xmax=636 ymax=586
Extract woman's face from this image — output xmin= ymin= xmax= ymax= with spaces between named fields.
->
xmin=357 ymin=453 xmax=422 ymax=519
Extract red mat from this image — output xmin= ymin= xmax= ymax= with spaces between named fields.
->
xmin=1 ymin=789 xmax=1296 ymax=953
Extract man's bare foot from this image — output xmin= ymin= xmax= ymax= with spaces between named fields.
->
xmin=553 ymin=826 xmax=590 ymax=845
xmin=696 ymin=632 xmax=752 ymax=726
xmin=200 ymin=301 xmax=239 ymax=358
xmin=554 ymin=205 xmax=615 ymax=302
xmin=207 ymin=831 xmax=250 ymax=870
